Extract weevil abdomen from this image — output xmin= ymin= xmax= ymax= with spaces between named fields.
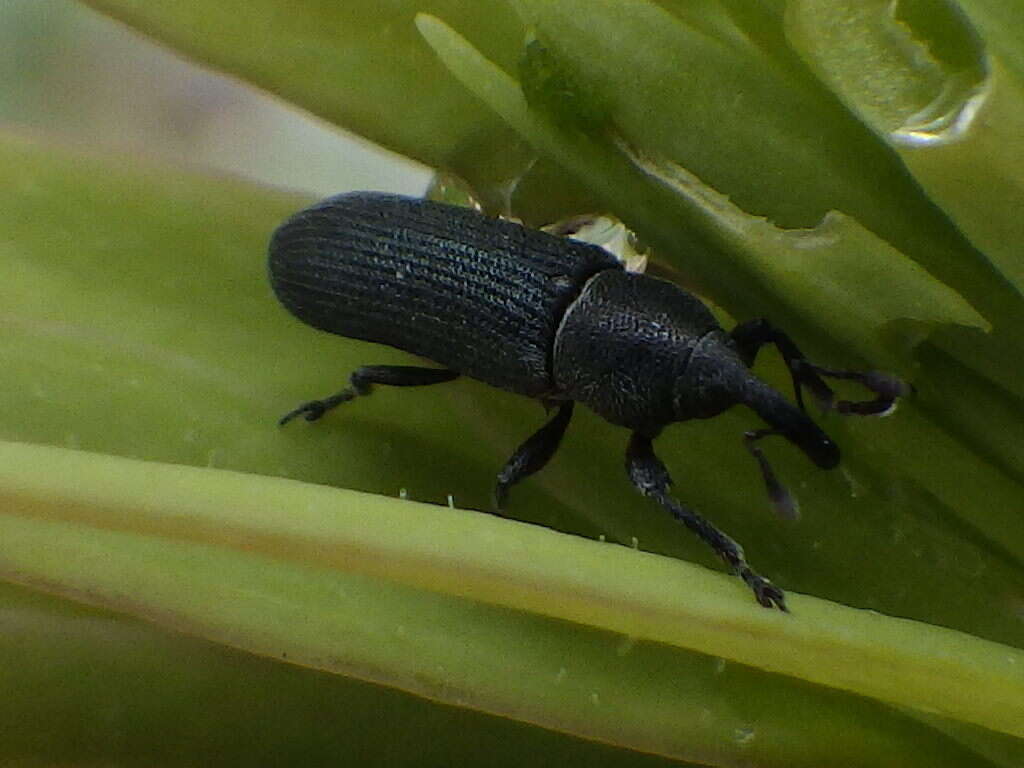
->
xmin=269 ymin=192 xmax=622 ymax=398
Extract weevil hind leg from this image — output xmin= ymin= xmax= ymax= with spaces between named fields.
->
xmin=493 ymin=401 xmax=575 ymax=511
xmin=279 ymin=365 xmax=459 ymax=425
xmin=625 ymin=432 xmax=787 ymax=611
xmin=730 ymin=319 xmax=909 ymax=415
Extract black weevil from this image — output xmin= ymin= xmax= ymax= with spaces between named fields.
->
xmin=269 ymin=192 xmax=907 ymax=610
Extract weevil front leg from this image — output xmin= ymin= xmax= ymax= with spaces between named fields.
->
xmin=730 ymin=319 xmax=909 ymax=415
xmin=279 ymin=365 xmax=459 ymax=425
xmin=625 ymin=432 xmax=787 ymax=611
xmin=744 ymin=428 xmax=799 ymax=520
xmin=494 ymin=401 xmax=574 ymax=510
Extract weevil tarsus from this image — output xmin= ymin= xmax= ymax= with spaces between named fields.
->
xmin=730 ymin=318 xmax=905 ymax=415
xmin=279 ymin=365 xmax=458 ymax=425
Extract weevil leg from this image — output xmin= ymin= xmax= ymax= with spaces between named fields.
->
xmin=494 ymin=401 xmax=574 ymax=511
xmin=730 ymin=319 xmax=908 ymax=415
xmin=625 ymin=432 xmax=787 ymax=611
xmin=279 ymin=365 xmax=459 ymax=426
xmin=744 ymin=428 xmax=799 ymax=520
xmin=730 ymin=319 xmax=831 ymax=411
xmin=797 ymin=367 xmax=909 ymax=415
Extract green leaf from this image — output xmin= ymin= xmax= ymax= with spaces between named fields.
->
xmin=0 ymin=582 xmax=689 ymax=767
xmin=787 ymin=0 xmax=1024 ymax=296
xmin=617 ymin=147 xmax=989 ymax=370
xmin=507 ymin=0 xmax=1018 ymax=326
xmin=9 ymin=0 xmax=1024 ymax=760
xmin=3 ymin=440 xmax=1023 ymax=759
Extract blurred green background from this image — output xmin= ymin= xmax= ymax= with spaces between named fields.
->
xmin=0 ymin=0 xmax=431 ymax=196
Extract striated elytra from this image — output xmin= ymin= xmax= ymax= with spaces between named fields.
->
xmin=269 ymin=192 xmax=908 ymax=610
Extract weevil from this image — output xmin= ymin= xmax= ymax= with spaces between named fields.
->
xmin=268 ymin=192 xmax=907 ymax=610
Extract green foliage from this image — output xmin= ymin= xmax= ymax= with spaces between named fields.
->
xmin=2 ymin=0 xmax=1023 ymax=765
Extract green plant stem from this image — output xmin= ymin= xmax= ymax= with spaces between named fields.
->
xmin=2 ymin=440 xmax=1022 ymax=739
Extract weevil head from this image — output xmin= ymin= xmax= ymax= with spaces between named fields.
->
xmin=672 ymin=339 xmax=758 ymax=422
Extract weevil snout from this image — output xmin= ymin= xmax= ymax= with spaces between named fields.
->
xmin=762 ymin=399 xmax=841 ymax=469
xmin=793 ymin=428 xmax=840 ymax=470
